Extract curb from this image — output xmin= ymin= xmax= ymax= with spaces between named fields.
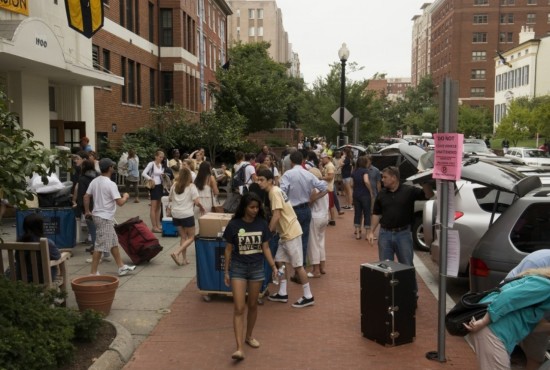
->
xmin=88 ymin=320 xmax=135 ymax=370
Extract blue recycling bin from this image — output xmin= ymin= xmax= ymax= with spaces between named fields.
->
xmin=16 ymin=208 xmax=76 ymax=248
xmin=195 ymin=234 xmax=279 ymax=296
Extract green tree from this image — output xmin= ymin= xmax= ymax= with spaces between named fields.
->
xmin=212 ymin=42 xmax=291 ymax=133
xmin=496 ymin=101 xmax=531 ymax=145
xmin=458 ymin=105 xmax=493 ymax=138
xmin=0 ymin=92 xmax=70 ymax=208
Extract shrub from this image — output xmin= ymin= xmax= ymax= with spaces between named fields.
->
xmin=0 ymin=278 xmax=104 ymax=370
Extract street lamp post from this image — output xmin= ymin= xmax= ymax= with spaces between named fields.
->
xmin=338 ymin=43 xmax=350 ymax=147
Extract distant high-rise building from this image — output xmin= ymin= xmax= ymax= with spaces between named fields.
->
xmin=412 ymin=0 xmax=550 ymax=112
xmin=227 ymin=0 xmax=299 ymax=77
xmin=367 ymin=77 xmax=412 ymax=101
xmin=411 ymin=3 xmax=435 ymax=86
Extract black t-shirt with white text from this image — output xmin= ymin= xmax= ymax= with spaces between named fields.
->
xmin=223 ymin=217 xmax=271 ymax=264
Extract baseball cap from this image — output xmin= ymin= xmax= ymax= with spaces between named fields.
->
xmin=99 ymin=158 xmax=116 ymax=172
xmin=320 ymin=153 xmax=329 ymax=158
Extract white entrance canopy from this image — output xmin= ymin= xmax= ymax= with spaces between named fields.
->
xmin=0 ymin=18 xmax=123 ymax=87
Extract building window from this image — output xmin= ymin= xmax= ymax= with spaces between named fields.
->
xmin=161 ymin=72 xmax=173 ymax=106
xmin=471 ymin=69 xmax=486 ymax=79
xmin=474 ymin=0 xmax=488 ymax=4
xmin=249 ymin=27 xmax=255 ymax=36
xmin=102 ymin=49 xmax=110 ymax=72
xmin=548 ymin=13 xmax=550 ymax=23
xmin=258 ymin=9 xmax=263 ymax=19
xmin=128 ymin=60 xmax=135 ymax=104
xmin=473 ymin=32 xmax=487 ymax=43
xmin=258 ymin=26 xmax=264 ymax=37
xmin=92 ymin=44 xmax=99 ymax=70
xmin=160 ymin=9 xmax=173 ymax=46
xmin=472 ymin=51 xmax=486 ymax=61
xmin=523 ymin=65 xmax=530 ymax=85
xmin=527 ymin=0 xmax=537 ymax=4
xmin=473 ymin=14 xmax=488 ymax=24
xmin=527 ymin=14 xmax=536 ymax=24
xmin=248 ymin=9 xmax=255 ymax=19
xmin=500 ymin=0 xmax=515 ymax=5
xmin=148 ymin=2 xmax=154 ymax=41
xmin=49 ymin=86 xmax=56 ymax=112
xmin=499 ymin=32 xmax=514 ymax=42
xmin=126 ymin=0 xmax=133 ymax=31
xmin=236 ymin=9 xmax=240 ymax=17
xmin=471 ymin=87 xmax=485 ymax=97
xmin=500 ymin=13 xmax=514 ymax=24
xmin=121 ymin=57 xmax=126 ymax=102
xmin=149 ymin=68 xmax=155 ymax=107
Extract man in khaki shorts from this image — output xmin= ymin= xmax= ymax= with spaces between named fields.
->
xmin=256 ymin=169 xmax=315 ymax=308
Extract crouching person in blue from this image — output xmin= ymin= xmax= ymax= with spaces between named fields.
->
xmin=16 ymin=214 xmax=61 ymax=282
xmin=464 ymin=268 xmax=550 ymax=370
xmin=223 ymin=192 xmax=277 ymax=361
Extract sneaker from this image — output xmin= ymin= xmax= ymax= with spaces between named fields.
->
xmin=118 ymin=265 xmax=136 ymax=276
xmin=292 ymin=296 xmax=315 ymax=308
xmin=267 ymin=293 xmax=288 ymax=303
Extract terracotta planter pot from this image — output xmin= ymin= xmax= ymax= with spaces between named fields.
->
xmin=71 ymin=275 xmax=119 ymax=315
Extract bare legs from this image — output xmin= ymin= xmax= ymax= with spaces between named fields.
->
xmin=231 ymin=279 xmax=262 ymax=359
xmin=171 ymin=226 xmax=195 ymax=265
xmin=343 ymin=180 xmax=353 ymax=207
xmin=150 ymin=199 xmax=162 ymax=231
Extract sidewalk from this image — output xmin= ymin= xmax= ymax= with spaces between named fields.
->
xmin=1 ymin=201 xmax=478 ymax=369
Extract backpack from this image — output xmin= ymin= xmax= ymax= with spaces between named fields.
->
xmin=231 ymin=163 xmax=250 ymax=191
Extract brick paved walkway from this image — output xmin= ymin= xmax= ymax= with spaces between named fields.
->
xmin=123 ymin=211 xmax=477 ymax=370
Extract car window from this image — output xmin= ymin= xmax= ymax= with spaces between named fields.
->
xmin=472 ymin=187 xmax=516 ymax=213
xmin=511 ymin=203 xmax=550 ymax=253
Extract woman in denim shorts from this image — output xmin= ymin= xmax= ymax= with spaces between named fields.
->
xmin=223 ymin=193 xmax=276 ymax=361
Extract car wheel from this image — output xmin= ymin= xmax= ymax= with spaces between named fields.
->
xmin=413 ymin=214 xmax=429 ymax=252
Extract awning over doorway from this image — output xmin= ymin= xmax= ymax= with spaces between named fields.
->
xmin=0 ymin=18 xmax=123 ymax=86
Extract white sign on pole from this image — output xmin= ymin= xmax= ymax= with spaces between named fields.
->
xmin=331 ymin=108 xmax=353 ymax=125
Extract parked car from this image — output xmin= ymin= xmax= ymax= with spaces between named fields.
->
xmin=416 ymin=158 xmax=542 ymax=277
xmin=470 ymin=185 xmax=550 ymax=292
xmin=463 ymin=138 xmax=496 ymax=157
xmin=504 ymin=147 xmax=550 ymax=167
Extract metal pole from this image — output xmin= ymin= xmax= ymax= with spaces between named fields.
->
xmin=339 ymin=58 xmax=346 ymax=147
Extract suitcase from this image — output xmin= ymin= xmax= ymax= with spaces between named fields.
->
xmin=360 ymin=260 xmax=416 ymax=346
xmin=114 ymin=217 xmax=163 ymax=264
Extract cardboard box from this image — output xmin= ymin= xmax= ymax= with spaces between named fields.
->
xmin=199 ymin=212 xmax=233 ymax=238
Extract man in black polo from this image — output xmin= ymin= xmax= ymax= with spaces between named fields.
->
xmin=366 ymin=166 xmax=433 ymax=296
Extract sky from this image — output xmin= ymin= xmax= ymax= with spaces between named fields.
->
xmin=274 ymin=0 xmax=426 ymax=85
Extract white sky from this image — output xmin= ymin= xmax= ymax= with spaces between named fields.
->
xmin=274 ymin=0 xmax=426 ymax=85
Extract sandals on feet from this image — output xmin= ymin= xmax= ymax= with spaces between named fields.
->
xmin=245 ymin=338 xmax=260 ymax=348
xmin=170 ymin=253 xmax=182 ymax=266
xmin=231 ymin=350 xmax=245 ymax=360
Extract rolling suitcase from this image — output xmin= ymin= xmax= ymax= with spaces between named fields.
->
xmin=360 ymin=261 xmax=416 ymax=346
xmin=114 ymin=216 xmax=163 ymax=264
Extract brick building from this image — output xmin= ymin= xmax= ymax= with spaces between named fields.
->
xmin=412 ymin=0 xmax=550 ymax=112
xmin=366 ymin=77 xmax=411 ymax=101
xmin=93 ymin=0 xmax=232 ymax=148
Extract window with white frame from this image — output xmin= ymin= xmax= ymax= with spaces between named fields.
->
xmin=473 ymin=32 xmax=487 ymax=43
xmin=248 ymin=26 xmax=255 ymax=36
xmin=473 ymin=14 xmax=488 ymax=24
xmin=471 ymin=69 xmax=486 ymax=79
xmin=236 ymin=9 xmax=240 ymax=17
xmin=258 ymin=9 xmax=263 ymax=19
xmin=474 ymin=0 xmax=488 ymax=4
xmin=258 ymin=26 xmax=263 ymax=37
xmin=472 ymin=51 xmax=486 ymax=61
xmin=471 ymin=87 xmax=485 ymax=97
xmin=500 ymin=13 xmax=514 ymax=24
xmin=527 ymin=14 xmax=536 ymax=23
xmin=527 ymin=0 xmax=537 ymax=4
xmin=249 ymin=9 xmax=255 ymax=19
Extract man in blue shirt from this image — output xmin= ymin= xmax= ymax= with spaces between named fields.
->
xmin=279 ymin=151 xmax=327 ymax=282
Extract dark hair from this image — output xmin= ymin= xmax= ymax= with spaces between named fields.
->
xmin=289 ymin=151 xmax=303 ymax=165
xmin=128 ymin=149 xmax=136 ymax=158
xmin=256 ymin=168 xmax=274 ymax=180
xmin=19 ymin=214 xmax=44 ymax=242
xmin=235 ymin=151 xmax=244 ymax=161
xmin=355 ymin=156 xmax=367 ymax=169
xmin=194 ymin=161 xmax=212 ymax=190
xmin=382 ymin=166 xmax=400 ymax=179
xmin=81 ymin=159 xmax=95 ymax=173
xmin=234 ymin=192 xmax=265 ymax=220
xmin=306 ymin=151 xmax=319 ymax=167
xmin=245 ymin=152 xmax=255 ymax=161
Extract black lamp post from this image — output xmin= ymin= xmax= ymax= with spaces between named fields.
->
xmin=338 ymin=43 xmax=350 ymax=147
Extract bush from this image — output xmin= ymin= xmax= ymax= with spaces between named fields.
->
xmin=0 ymin=278 xmax=104 ymax=370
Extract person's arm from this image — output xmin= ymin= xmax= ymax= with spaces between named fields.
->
xmin=463 ymin=312 xmax=491 ymax=333
xmin=194 ymin=197 xmax=206 ymax=214
xmin=72 ymin=183 xmax=79 ymax=208
xmin=323 ymin=170 xmax=335 ymax=183
xmin=116 ymin=192 xmax=130 ymax=206
xmin=422 ymin=182 xmax=434 ymax=199
xmin=224 ymin=243 xmax=232 ymax=287
xmin=269 ymin=209 xmax=281 ymax=233
xmin=142 ymin=162 xmax=152 ymax=180
xmin=210 ymin=175 xmax=219 ymax=196
xmin=363 ymin=173 xmax=373 ymax=197
xmin=366 ymin=214 xmax=381 ymax=245
xmin=83 ymin=193 xmax=92 ymax=217
xmin=532 ymin=319 xmax=550 ymax=334
xmin=48 ymin=240 xmax=61 ymax=261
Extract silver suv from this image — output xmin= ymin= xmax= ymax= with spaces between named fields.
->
xmin=470 ymin=186 xmax=550 ymax=292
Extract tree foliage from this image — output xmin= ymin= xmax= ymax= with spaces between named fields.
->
xmin=212 ymin=42 xmax=292 ymax=133
xmin=496 ymin=100 xmax=532 ymax=145
xmin=458 ymin=105 xmax=493 ymax=138
xmin=0 ymin=91 xmax=70 ymax=208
